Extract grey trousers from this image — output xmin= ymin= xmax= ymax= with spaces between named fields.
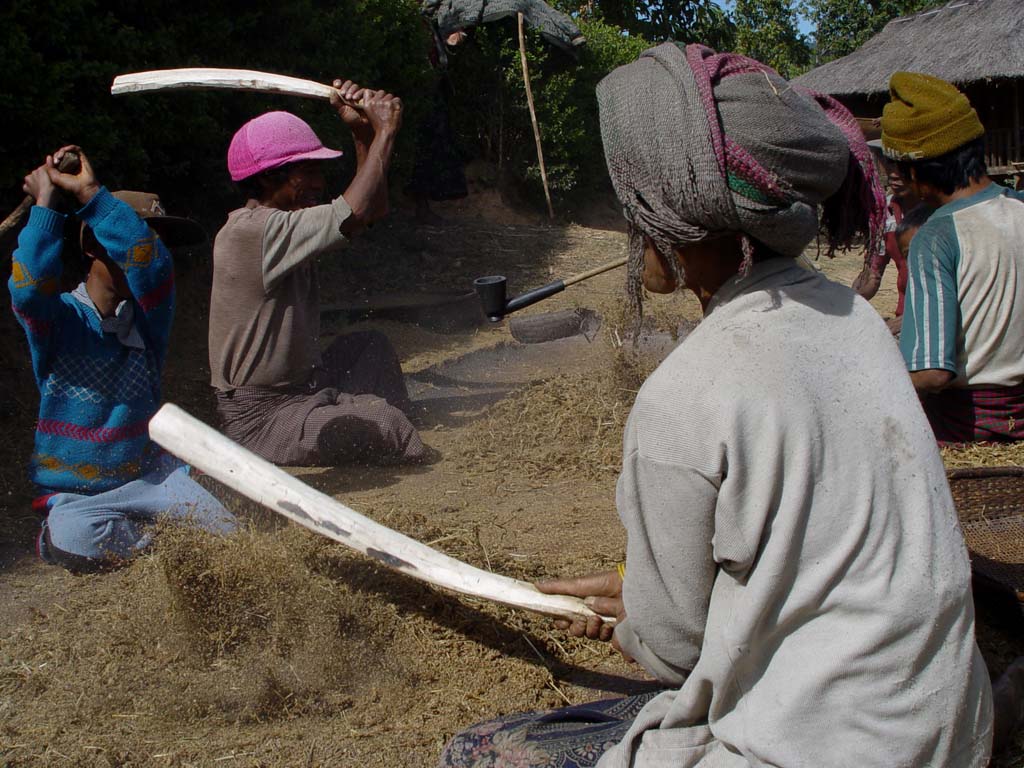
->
xmin=215 ymin=331 xmax=425 ymax=466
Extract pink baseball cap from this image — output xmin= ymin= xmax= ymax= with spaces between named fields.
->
xmin=227 ymin=111 xmax=343 ymax=181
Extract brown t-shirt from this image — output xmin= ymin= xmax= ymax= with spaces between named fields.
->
xmin=208 ymin=196 xmax=353 ymax=391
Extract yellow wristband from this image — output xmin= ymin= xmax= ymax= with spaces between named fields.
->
xmin=617 ymin=562 xmax=626 ymax=581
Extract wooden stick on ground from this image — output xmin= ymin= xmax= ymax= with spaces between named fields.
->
xmin=0 ymin=151 xmax=81 ymax=241
xmin=563 ymin=256 xmax=628 ymax=287
xmin=518 ymin=13 xmax=555 ymax=220
xmin=148 ymin=403 xmax=612 ymax=623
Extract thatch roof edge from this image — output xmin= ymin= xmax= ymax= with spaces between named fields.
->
xmin=793 ymin=0 xmax=1024 ymax=96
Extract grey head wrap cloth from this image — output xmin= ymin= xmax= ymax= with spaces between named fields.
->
xmin=597 ymin=43 xmax=884 ymax=297
xmin=421 ymin=0 xmax=583 ymax=52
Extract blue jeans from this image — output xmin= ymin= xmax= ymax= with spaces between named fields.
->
xmin=39 ymin=456 xmax=238 ymax=572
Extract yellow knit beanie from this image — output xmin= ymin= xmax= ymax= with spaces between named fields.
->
xmin=881 ymin=72 xmax=984 ymax=161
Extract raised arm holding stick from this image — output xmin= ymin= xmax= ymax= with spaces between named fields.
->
xmin=11 ymin=146 xmax=237 ymax=573
xmin=207 ymin=78 xmax=428 ymax=469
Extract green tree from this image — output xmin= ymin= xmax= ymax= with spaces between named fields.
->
xmin=0 ymin=0 xmax=660 ymax=223
xmin=0 ymin=0 xmax=432 ymax=225
xmin=733 ymin=0 xmax=810 ymax=78
xmin=446 ymin=14 xmax=651 ymax=202
xmin=800 ymin=0 xmax=945 ymax=63
xmin=572 ymin=0 xmax=736 ymax=48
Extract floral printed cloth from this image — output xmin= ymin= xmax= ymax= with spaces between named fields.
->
xmin=440 ymin=691 xmax=660 ymax=768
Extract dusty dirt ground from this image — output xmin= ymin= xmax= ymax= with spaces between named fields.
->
xmin=1 ymin=194 xmax=1022 ymax=767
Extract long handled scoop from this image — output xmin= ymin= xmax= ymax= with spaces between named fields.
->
xmin=474 ymin=255 xmax=627 ymax=321
xmin=111 ymin=67 xmax=363 ymax=107
xmin=149 ymin=404 xmax=611 ymax=623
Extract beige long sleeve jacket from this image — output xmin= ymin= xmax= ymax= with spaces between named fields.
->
xmin=599 ymin=259 xmax=992 ymax=768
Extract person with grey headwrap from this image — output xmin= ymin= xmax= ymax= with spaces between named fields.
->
xmin=439 ymin=44 xmax=992 ymax=768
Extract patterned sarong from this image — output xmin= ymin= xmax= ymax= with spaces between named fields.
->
xmin=440 ymin=692 xmax=660 ymax=768
xmin=922 ymin=382 xmax=1024 ymax=444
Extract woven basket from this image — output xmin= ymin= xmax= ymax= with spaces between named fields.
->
xmin=946 ymin=466 xmax=1024 ymax=602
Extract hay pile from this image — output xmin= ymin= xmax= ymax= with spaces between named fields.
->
xmin=0 ymin=527 xmax=396 ymax=741
xmin=448 ymin=285 xmax=692 ymax=488
xmin=453 ymin=346 xmax=656 ymax=485
xmin=0 ymin=512 xmax=621 ymax=765
xmin=942 ymin=441 xmax=1024 ymax=470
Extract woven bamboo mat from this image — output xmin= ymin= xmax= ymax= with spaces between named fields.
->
xmin=947 ymin=466 xmax=1024 ymax=602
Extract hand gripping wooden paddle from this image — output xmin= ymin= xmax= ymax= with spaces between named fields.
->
xmin=149 ymin=404 xmax=611 ymax=623
xmin=0 ymin=151 xmax=81 ymax=241
xmin=111 ymin=67 xmax=362 ymax=107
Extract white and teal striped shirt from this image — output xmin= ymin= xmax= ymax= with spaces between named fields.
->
xmin=900 ymin=184 xmax=1024 ymax=388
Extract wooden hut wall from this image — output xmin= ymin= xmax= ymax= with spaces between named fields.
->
xmin=967 ymin=80 xmax=1023 ymax=173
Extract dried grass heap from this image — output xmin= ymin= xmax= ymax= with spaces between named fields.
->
xmin=0 ymin=512 xmax=612 ymax=765
xmin=454 ymin=347 xmax=655 ymax=484
xmin=941 ymin=441 xmax=1024 ymax=470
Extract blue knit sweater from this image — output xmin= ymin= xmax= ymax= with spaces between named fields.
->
xmin=9 ymin=188 xmax=175 ymax=495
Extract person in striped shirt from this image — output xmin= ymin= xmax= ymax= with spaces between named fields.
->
xmin=881 ymin=72 xmax=1024 ymax=443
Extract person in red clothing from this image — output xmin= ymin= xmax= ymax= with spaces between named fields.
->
xmin=851 ymin=142 xmax=921 ymax=334
xmin=892 ymin=203 xmax=934 ymax=311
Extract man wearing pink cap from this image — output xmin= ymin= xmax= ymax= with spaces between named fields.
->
xmin=208 ymin=80 xmax=427 ymax=466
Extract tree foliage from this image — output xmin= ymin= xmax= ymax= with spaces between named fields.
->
xmin=800 ymin=0 xmax=946 ymax=63
xmin=569 ymin=0 xmax=735 ymax=48
xmin=2 ymin=0 xmax=933 ymax=222
xmin=445 ymin=14 xmax=650 ymax=202
xmin=0 ymin=0 xmax=660 ymax=220
xmin=733 ymin=0 xmax=810 ymax=78
xmin=0 ymin=0 xmax=432 ymax=223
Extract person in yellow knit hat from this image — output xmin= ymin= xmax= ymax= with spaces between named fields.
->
xmin=882 ymin=71 xmax=1024 ymax=444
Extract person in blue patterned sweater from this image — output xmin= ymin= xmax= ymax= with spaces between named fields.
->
xmin=11 ymin=145 xmax=237 ymax=572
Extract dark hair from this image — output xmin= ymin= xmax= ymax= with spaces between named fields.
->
xmin=895 ymin=204 xmax=934 ymax=237
xmin=236 ymin=166 xmax=290 ymax=200
xmin=748 ymin=238 xmax=786 ymax=263
xmin=59 ymin=225 xmax=93 ymax=290
xmin=896 ymin=137 xmax=987 ymax=196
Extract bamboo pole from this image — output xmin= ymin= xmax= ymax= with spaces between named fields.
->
xmin=518 ymin=13 xmax=555 ymax=220
xmin=1014 ymin=80 xmax=1021 ymax=165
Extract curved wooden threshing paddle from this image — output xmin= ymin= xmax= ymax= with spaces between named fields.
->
xmin=111 ymin=67 xmax=361 ymax=107
xmin=149 ymin=404 xmax=612 ymax=623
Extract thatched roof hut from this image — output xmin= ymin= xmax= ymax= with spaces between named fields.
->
xmin=794 ymin=0 xmax=1024 ymax=173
